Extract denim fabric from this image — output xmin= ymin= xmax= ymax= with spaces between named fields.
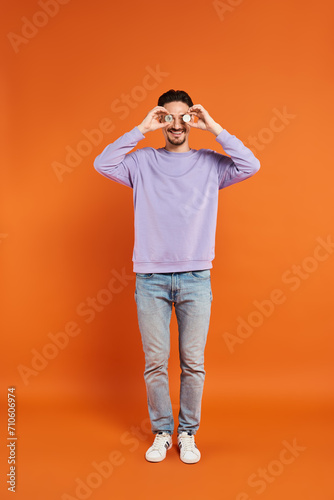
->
xmin=134 ymin=270 xmax=213 ymax=435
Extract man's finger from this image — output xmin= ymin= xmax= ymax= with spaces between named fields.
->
xmin=153 ymin=106 xmax=170 ymax=113
xmin=189 ymin=108 xmax=204 ymax=116
xmin=154 ymin=121 xmax=170 ymax=129
xmin=189 ymin=104 xmax=204 ymax=108
xmin=189 ymin=105 xmax=207 ymax=116
xmin=188 ymin=113 xmax=200 ymax=122
xmin=187 ymin=120 xmax=200 ymax=128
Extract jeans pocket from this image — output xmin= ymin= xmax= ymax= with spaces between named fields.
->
xmin=189 ymin=269 xmax=211 ymax=279
xmin=136 ymin=273 xmax=154 ymax=279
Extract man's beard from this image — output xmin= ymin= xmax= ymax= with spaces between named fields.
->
xmin=167 ymin=129 xmax=186 ymax=146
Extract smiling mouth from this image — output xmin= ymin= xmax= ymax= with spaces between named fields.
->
xmin=169 ymin=130 xmax=185 ymax=137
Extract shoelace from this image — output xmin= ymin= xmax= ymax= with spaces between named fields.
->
xmin=151 ymin=433 xmax=170 ymax=452
xmin=179 ymin=433 xmax=196 ymax=452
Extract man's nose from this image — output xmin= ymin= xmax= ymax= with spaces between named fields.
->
xmin=172 ymin=116 xmax=183 ymax=128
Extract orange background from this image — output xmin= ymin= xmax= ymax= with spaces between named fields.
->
xmin=1 ymin=0 xmax=333 ymax=498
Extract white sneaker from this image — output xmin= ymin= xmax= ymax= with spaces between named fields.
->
xmin=177 ymin=431 xmax=201 ymax=464
xmin=145 ymin=432 xmax=173 ymax=462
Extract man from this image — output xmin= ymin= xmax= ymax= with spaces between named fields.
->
xmin=94 ymin=89 xmax=260 ymax=464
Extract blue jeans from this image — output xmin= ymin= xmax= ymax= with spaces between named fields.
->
xmin=134 ymin=270 xmax=213 ymax=435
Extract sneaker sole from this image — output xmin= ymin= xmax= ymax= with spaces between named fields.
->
xmin=179 ymin=454 xmax=201 ymax=464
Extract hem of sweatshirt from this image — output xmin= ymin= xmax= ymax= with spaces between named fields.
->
xmin=133 ymin=260 xmax=213 ymax=273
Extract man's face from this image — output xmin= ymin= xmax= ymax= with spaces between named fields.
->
xmin=161 ymin=101 xmax=191 ymax=147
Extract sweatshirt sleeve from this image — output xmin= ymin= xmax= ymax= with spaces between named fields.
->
xmin=214 ymin=129 xmax=260 ymax=190
xmin=93 ymin=126 xmax=146 ymax=188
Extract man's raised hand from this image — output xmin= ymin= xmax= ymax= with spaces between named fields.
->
xmin=137 ymin=106 xmax=170 ymax=134
xmin=187 ymin=104 xmax=223 ymax=136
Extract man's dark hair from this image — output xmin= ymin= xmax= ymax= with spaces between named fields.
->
xmin=158 ymin=89 xmax=193 ymax=108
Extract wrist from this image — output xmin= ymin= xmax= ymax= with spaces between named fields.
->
xmin=209 ymin=122 xmax=224 ymax=136
xmin=209 ymin=123 xmax=224 ymax=137
xmin=137 ymin=123 xmax=147 ymax=135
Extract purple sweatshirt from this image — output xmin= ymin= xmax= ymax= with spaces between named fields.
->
xmin=94 ymin=126 xmax=260 ymax=273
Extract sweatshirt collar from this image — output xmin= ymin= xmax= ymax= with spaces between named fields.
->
xmin=157 ymin=147 xmax=196 ymax=157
